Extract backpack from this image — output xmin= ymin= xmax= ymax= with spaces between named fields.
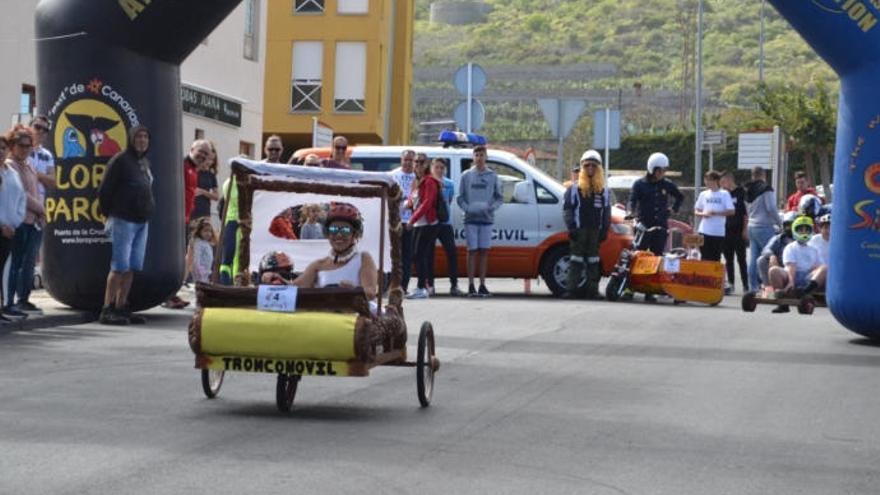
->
xmin=435 ymin=178 xmax=450 ymax=223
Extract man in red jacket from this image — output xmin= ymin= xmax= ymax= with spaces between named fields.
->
xmin=785 ymin=171 xmax=819 ymax=212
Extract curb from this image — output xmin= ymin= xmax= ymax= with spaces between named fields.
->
xmin=0 ymin=310 xmax=96 ymax=335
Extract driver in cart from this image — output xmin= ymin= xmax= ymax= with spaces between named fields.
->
xmin=292 ymin=202 xmax=379 ymax=302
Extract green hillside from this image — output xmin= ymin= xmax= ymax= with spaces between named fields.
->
xmin=412 ymin=0 xmax=837 ymax=141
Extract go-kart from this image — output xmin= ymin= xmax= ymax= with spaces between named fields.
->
xmin=605 ymin=224 xmax=725 ymax=305
xmin=741 ymin=289 xmax=826 ymax=315
xmin=188 ymin=161 xmax=439 ymax=412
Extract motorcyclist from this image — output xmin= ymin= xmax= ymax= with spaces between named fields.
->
xmin=628 ymin=152 xmax=684 ymax=302
xmin=562 ymin=150 xmax=611 ymax=299
xmin=628 ymin=152 xmax=684 ymax=255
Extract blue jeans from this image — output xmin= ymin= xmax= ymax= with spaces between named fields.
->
xmin=748 ymin=225 xmax=776 ymax=291
xmin=108 ymin=217 xmax=149 ymax=272
xmin=7 ymin=223 xmax=42 ymax=307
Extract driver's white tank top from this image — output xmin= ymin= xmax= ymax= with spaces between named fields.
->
xmin=317 ymin=252 xmax=363 ymax=288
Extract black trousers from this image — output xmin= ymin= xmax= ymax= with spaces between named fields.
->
xmin=701 ymin=234 xmax=725 ymax=262
xmin=413 ymin=224 xmax=439 ymax=290
xmin=401 ymin=228 xmax=414 ymax=291
xmin=636 ymin=227 xmax=667 ymax=255
xmin=723 ymin=234 xmax=749 ymax=290
xmin=431 ymin=223 xmax=458 ymax=288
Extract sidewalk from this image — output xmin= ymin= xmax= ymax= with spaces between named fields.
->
xmin=0 ymin=290 xmax=96 ymax=334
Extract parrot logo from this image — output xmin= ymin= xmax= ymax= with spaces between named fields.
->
xmin=61 ymin=127 xmax=86 ymax=159
xmin=64 ymin=113 xmax=123 ymax=158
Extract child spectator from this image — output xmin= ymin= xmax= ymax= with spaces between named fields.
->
xmin=299 ymin=203 xmax=325 ymax=239
xmin=187 ymin=217 xmax=217 ymax=284
xmin=694 ymin=171 xmax=734 ymax=262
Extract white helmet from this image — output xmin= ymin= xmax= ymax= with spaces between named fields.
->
xmin=580 ymin=149 xmax=602 ymax=164
xmin=647 ymin=152 xmax=670 ymax=174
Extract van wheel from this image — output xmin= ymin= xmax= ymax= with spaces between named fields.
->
xmin=540 ymin=245 xmax=585 ymax=297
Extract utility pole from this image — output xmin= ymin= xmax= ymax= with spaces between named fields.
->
xmin=759 ymin=0 xmax=766 ymax=83
xmin=694 ymin=0 xmax=704 ymax=203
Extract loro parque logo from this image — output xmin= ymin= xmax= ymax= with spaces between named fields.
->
xmin=46 ymin=78 xmax=140 ymax=245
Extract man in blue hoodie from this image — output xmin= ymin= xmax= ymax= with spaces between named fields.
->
xmin=457 ymin=144 xmax=503 ymax=297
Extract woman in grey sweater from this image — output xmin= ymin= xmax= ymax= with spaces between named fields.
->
xmin=744 ymin=167 xmax=782 ymax=292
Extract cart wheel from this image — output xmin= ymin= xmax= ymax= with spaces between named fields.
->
xmin=417 ymin=321 xmax=436 ymax=407
xmin=797 ymin=297 xmax=816 ymax=315
xmin=276 ymin=374 xmax=300 ymax=413
xmin=742 ymin=292 xmax=758 ymax=312
xmin=605 ymin=274 xmax=627 ymax=302
xmin=201 ymin=369 xmax=224 ymax=399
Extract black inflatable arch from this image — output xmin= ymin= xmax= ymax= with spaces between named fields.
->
xmin=36 ymin=0 xmax=242 ymax=310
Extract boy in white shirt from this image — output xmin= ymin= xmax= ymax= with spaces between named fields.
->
xmin=768 ymin=215 xmax=826 ymax=313
xmin=808 ymin=213 xmax=830 ymax=265
xmin=693 ymin=170 xmax=735 ymax=261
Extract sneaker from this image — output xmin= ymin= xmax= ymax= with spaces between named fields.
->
xmin=467 ymin=284 xmax=478 ymax=298
xmin=118 ymin=305 xmax=146 ymax=325
xmin=406 ymin=288 xmax=429 ymax=299
xmin=99 ymin=305 xmax=129 ymax=325
xmin=724 ymin=285 xmax=733 ymax=296
xmin=428 ymin=286 xmax=436 ymax=296
xmin=16 ymin=301 xmax=42 ymax=313
xmin=449 ymin=285 xmax=465 ymax=297
xmin=478 ymin=284 xmax=491 ymax=298
xmin=2 ymin=306 xmax=28 ymax=319
xmin=162 ymin=296 xmax=190 ymax=309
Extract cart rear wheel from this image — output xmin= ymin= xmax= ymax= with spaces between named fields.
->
xmin=417 ymin=321 xmax=436 ymax=407
xmin=201 ymin=369 xmax=224 ymax=399
xmin=798 ymin=297 xmax=816 ymax=315
xmin=742 ymin=291 xmax=758 ymax=312
xmin=276 ymin=374 xmax=300 ymax=413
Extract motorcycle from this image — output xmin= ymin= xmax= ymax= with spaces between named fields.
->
xmin=605 ymin=222 xmax=725 ymax=306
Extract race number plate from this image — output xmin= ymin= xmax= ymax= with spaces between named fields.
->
xmin=664 ymin=257 xmax=681 ymax=274
xmin=257 ymin=285 xmax=298 ymax=313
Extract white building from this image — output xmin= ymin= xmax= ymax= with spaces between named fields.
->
xmin=1 ymin=0 xmax=266 ymax=185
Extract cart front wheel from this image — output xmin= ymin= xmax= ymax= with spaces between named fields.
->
xmin=606 ymin=273 xmax=628 ymax=302
xmin=742 ymin=292 xmax=758 ymax=312
xmin=276 ymin=374 xmax=300 ymax=413
xmin=201 ymin=369 xmax=224 ymax=399
xmin=417 ymin=321 xmax=436 ymax=407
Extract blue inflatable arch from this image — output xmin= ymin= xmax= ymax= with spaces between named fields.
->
xmin=769 ymin=1 xmax=880 ymax=337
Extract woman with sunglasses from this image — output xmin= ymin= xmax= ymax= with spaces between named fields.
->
xmin=293 ymin=203 xmax=378 ymax=301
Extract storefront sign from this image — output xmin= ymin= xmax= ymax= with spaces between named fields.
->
xmin=181 ymin=85 xmax=242 ymax=127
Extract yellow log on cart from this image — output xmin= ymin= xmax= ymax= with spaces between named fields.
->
xmin=199 ymin=307 xmax=359 ymax=361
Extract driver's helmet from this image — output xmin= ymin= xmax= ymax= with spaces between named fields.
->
xmin=259 ymin=251 xmax=293 ymax=276
xmin=792 ymin=215 xmax=814 ymax=244
xmin=324 ymin=202 xmax=363 ymax=236
xmin=816 ymin=213 xmax=831 ymax=226
xmin=798 ymin=194 xmax=822 ymax=218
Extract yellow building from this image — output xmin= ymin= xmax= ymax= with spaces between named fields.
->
xmin=263 ymin=0 xmax=413 ymax=154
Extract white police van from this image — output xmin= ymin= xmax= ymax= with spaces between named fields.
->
xmin=292 ymin=132 xmax=632 ymax=296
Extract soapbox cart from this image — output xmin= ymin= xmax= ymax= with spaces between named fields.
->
xmin=188 ymin=161 xmax=439 ymax=412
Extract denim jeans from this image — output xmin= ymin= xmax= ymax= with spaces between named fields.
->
xmin=7 ymin=223 xmax=42 ymax=307
xmin=748 ymin=225 xmax=777 ymax=291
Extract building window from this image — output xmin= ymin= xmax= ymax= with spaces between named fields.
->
xmin=294 ymin=0 xmax=324 ymax=14
xmin=243 ymin=0 xmax=259 ymax=61
xmin=240 ymin=141 xmax=255 ymax=159
xmin=20 ymin=84 xmax=36 ymax=118
xmin=338 ymin=0 xmax=368 ymax=14
xmin=334 ymin=42 xmax=366 ymax=113
xmin=291 ymin=41 xmax=323 ymax=112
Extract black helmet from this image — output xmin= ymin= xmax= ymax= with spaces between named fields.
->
xmin=259 ymin=251 xmax=293 ymax=275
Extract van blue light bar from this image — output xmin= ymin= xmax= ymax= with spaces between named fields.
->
xmin=438 ymin=130 xmax=487 ymax=148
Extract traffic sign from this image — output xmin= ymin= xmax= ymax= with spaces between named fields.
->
xmin=454 ymin=100 xmax=485 ymax=132
xmin=702 ymin=129 xmax=725 ymax=147
xmin=454 ymin=63 xmax=487 ymax=96
xmin=537 ymin=99 xmax=586 ymax=139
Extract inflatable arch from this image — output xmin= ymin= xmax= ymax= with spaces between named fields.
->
xmin=769 ymin=1 xmax=880 ymax=337
xmin=35 ymin=0 xmax=242 ymax=310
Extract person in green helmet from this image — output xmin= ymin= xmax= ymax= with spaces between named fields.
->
xmin=767 ymin=215 xmax=826 ymax=313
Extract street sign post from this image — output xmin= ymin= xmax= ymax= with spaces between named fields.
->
xmin=593 ymin=109 xmax=621 ymax=177
xmin=538 ymin=98 xmax=587 ymax=180
xmin=454 ymin=63 xmax=487 ymax=133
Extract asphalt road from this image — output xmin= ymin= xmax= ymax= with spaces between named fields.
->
xmin=1 ymin=281 xmax=879 ymax=494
